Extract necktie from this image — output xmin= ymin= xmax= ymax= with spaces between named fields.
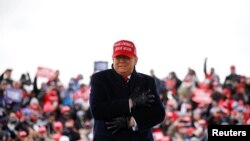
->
xmin=124 ymin=76 xmax=129 ymax=82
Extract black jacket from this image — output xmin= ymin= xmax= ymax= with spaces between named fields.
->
xmin=90 ymin=68 xmax=165 ymax=141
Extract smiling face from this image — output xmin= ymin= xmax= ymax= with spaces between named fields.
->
xmin=113 ymin=55 xmax=138 ymax=77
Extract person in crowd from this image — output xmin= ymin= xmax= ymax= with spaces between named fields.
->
xmin=223 ymin=65 xmax=241 ymax=93
xmin=0 ymin=68 xmax=13 ymax=87
xmin=203 ymin=57 xmax=220 ymax=88
xmin=150 ymin=69 xmax=166 ymax=95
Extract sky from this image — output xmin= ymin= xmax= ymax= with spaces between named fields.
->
xmin=1 ymin=0 xmax=250 ymax=86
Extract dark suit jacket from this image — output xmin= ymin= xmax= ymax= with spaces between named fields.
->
xmin=90 ymin=68 xmax=165 ymax=141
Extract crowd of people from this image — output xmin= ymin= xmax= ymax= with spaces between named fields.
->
xmin=0 ymin=64 xmax=249 ymax=141
xmin=150 ymin=65 xmax=250 ymax=141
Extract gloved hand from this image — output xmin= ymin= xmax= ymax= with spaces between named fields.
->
xmin=130 ymin=87 xmax=155 ymax=108
xmin=105 ymin=117 xmax=130 ymax=134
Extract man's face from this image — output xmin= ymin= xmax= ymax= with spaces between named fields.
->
xmin=113 ymin=55 xmax=137 ymax=77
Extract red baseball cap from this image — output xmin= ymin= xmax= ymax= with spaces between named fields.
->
xmin=112 ymin=40 xmax=137 ymax=58
xmin=53 ymin=121 xmax=63 ymax=129
xmin=60 ymin=106 xmax=71 ymax=113
xmin=18 ymin=131 xmax=27 ymax=138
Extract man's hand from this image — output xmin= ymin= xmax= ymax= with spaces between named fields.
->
xmin=105 ymin=117 xmax=130 ymax=134
xmin=130 ymin=87 xmax=155 ymax=108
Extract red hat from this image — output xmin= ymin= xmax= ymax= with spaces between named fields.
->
xmin=112 ymin=40 xmax=137 ymax=58
xmin=60 ymin=106 xmax=71 ymax=113
xmin=18 ymin=131 xmax=27 ymax=138
xmin=16 ymin=111 xmax=22 ymax=119
xmin=53 ymin=121 xmax=63 ymax=130
xmin=30 ymin=103 xmax=40 ymax=111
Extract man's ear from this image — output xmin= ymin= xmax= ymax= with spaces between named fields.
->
xmin=135 ymin=57 xmax=138 ymax=65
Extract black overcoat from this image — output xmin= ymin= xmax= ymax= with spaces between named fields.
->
xmin=90 ymin=68 xmax=165 ymax=141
